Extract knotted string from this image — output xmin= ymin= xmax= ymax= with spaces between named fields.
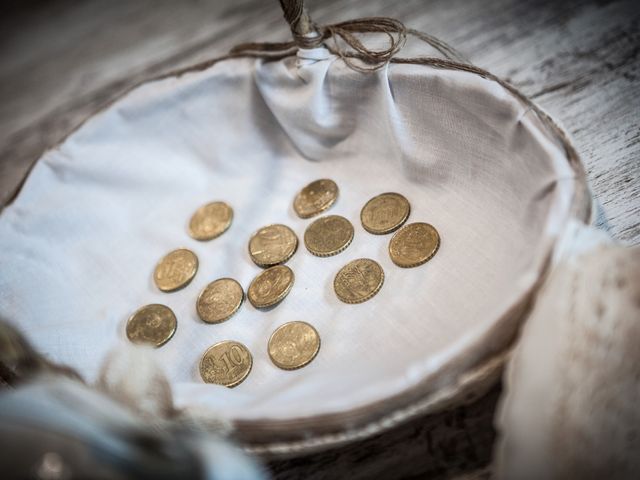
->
xmin=230 ymin=14 xmax=468 ymax=73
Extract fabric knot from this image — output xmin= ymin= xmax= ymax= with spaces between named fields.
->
xmin=230 ymin=17 xmax=409 ymax=72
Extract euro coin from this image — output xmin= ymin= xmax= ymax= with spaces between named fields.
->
xmin=153 ymin=248 xmax=198 ymax=292
xmin=196 ymin=278 xmax=244 ymax=324
xmin=188 ymin=201 xmax=233 ymax=241
xmin=360 ymin=192 xmax=410 ymax=234
xmin=268 ymin=321 xmax=320 ymax=370
xmin=247 ymin=265 xmax=294 ymax=309
xmin=334 ymin=258 xmax=384 ymax=304
xmin=303 ymin=215 xmax=354 ymax=257
xmin=293 ymin=179 xmax=339 ymax=218
xmin=389 ymin=222 xmax=440 ymax=268
xmin=126 ymin=304 xmax=177 ymax=347
xmin=248 ymin=224 xmax=298 ymax=267
xmin=199 ymin=340 xmax=252 ymax=388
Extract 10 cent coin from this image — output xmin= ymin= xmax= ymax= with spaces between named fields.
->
xmin=360 ymin=192 xmax=411 ymax=235
xmin=334 ymin=258 xmax=384 ymax=304
xmin=268 ymin=321 xmax=320 ymax=370
xmin=304 ymin=215 xmax=354 ymax=257
xmin=247 ymin=265 xmax=295 ymax=309
xmin=197 ymin=278 xmax=244 ymax=324
xmin=293 ymin=179 xmax=339 ymax=218
xmin=389 ymin=222 xmax=440 ymax=268
xmin=248 ymin=224 xmax=298 ymax=268
xmin=126 ymin=304 xmax=177 ymax=347
xmin=200 ymin=340 xmax=252 ymax=388
xmin=153 ymin=248 xmax=198 ymax=292
xmin=188 ymin=201 xmax=233 ymax=241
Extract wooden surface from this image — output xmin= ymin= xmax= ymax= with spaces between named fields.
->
xmin=268 ymin=387 xmax=500 ymax=480
xmin=0 ymin=0 xmax=638 ymax=478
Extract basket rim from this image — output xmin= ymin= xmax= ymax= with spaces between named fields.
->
xmin=8 ymin=47 xmax=593 ymax=454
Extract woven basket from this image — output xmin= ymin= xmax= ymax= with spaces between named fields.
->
xmin=0 ymin=0 xmax=592 ymax=470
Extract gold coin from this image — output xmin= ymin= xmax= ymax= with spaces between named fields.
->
xmin=268 ymin=321 xmax=320 ymax=370
xmin=304 ymin=215 xmax=354 ymax=257
xmin=360 ymin=192 xmax=411 ymax=234
xmin=247 ymin=265 xmax=295 ymax=309
xmin=248 ymin=224 xmax=298 ymax=268
xmin=188 ymin=201 xmax=233 ymax=241
xmin=199 ymin=340 xmax=252 ymax=388
xmin=126 ymin=304 xmax=177 ymax=347
xmin=334 ymin=258 xmax=384 ymax=304
xmin=196 ymin=278 xmax=244 ymax=324
xmin=389 ymin=222 xmax=440 ymax=268
xmin=293 ymin=179 xmax=339 ymax=218
xmin=153 ymin=248 xmax=198 ymax=292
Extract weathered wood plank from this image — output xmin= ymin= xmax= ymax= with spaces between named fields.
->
xmin=267 ymin=386 xmax=500 ymax=480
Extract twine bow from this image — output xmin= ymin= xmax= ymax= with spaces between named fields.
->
xmin=230 ymin=0 xmax=467 ymax=72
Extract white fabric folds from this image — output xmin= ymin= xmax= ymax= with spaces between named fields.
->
xmin=0 ymin=47 xmax=583 ymax=427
